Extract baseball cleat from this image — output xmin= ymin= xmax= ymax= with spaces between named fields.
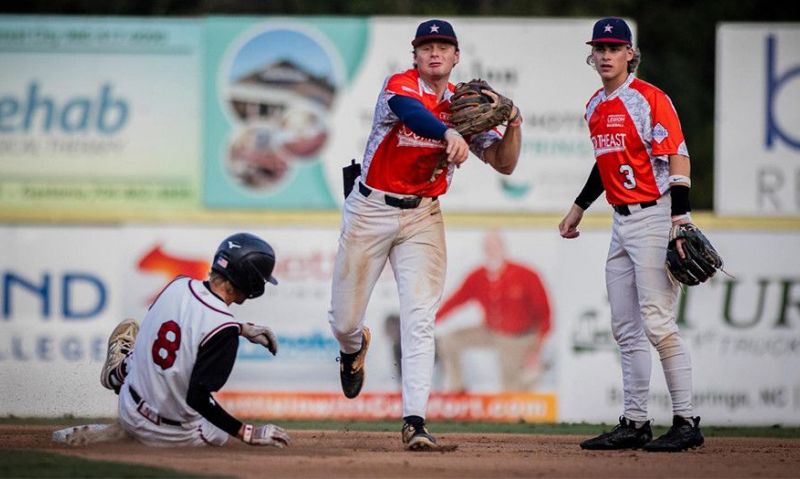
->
xmin=580 ymin=416 xmax=653 ymax=450
xmin=57 ymin=423 xmax=129 ymax=446
xmin=100 ymin=318 xmax=139 ymax=391
xmin=644 ymin=415 xmax=704 ymax=452
xmin=338 ymin=327 xmax=371 ymax=399
xmin=401 ymin=421 xmax=457 ymax=452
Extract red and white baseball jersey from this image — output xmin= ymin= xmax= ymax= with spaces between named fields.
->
xmin=125 ymin=276 xmax=241 ymax=422
xmin=362 ymin=68 xmax=501 ymax=196
xmin=585 ymin=75 xmax=689 ymax=205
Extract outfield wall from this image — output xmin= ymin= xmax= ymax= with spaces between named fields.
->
xmin=1 ymin=222 xmax=797 ymax=426
xmin=1 ymin=17 xmax=799 ymax=426
xmin=0 ymin=15 xmax=610 ymax=218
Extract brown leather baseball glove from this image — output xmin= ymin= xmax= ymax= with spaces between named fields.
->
xmin=448 ymin=79 xmax=514 ymax=136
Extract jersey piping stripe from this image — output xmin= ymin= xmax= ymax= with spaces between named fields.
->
xmin=197 ymin=425 xmax=214 ymax=446
xmin=200 ymin=322 xmax=241 ymax=348
xmin=148 ymin=275 xmax=187 ymax=311
xmin=361 ymin=76 xmax=395 ymax=177
xmin=188 ymin=280 xmax=233 ymax=318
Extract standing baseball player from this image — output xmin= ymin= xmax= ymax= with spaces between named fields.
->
xmin=559 ymin=17 xmax=703 ymax=452
xmin=97 ymin=233 xmax=291 ymax=447
xmin=328 ymin=19 xmax=522 ymax=450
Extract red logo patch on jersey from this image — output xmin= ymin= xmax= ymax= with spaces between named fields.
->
xmin=607 ymin=114 xmax=626 ymax=128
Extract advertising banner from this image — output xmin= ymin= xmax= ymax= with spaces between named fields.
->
xmin=325 ymin=17 xmax=607 ymax=214
xmin=2 ymin=224 xmax=796 ymax=425
xmin=1 ymin=16 xmax=612 ymax=216
xmin=0 ymin=226 xmax=122 ymax=416
xmin=119 ymin=226 xmax=559 ymax=397
xmin=0 ymin=17 xmax=203 ymax=214
xmin=0 ymin=225 xmax=560 ymax=419
xmin=217 ymin=391 xmax=557 ymax=422
xmin=716 ymin=24 xmax=800 ymax=216
xmin=203 ymin=17 xmax=606 ymax=213
xmin=202 ymin=17 xmax=367 ymax=209
xmin=558 ymin=229 xmax=800 ymax=426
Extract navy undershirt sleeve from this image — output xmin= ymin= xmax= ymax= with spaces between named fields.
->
xmin=186 ymin=327 xmax=242 ymax=437
xmin=574 ymin=163 xmax=605 ymax=210
xmin=388 ymin=95 xmax=448 ymax=140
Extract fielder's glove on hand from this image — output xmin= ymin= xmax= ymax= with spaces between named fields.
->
xmin=666 ymin=223 xmax=723 ymax=285
xmin=242 ymin=423 xmax=291 ymax=448
xmin=449 ymin=79 xmax=515 ymax=136
xmin=241 ymin=322 xmax=278 ymax=356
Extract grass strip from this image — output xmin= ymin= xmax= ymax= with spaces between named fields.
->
xmin=0 ymin=449 xmax=222 ymax=478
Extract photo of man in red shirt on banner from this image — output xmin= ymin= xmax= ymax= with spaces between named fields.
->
xmin=436 ymin=230 xmax=552 ymax=392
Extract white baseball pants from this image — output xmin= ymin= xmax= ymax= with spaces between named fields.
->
xmin=117 ymin=383 xmax=229 ymax=447
xmin=606 ymin=197 xmax=694 ymax=422
xmin=328 ymin=181 xmax=446 ymax=418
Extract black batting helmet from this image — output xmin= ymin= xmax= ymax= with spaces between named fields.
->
xmin=211 ymin=232 xmax=278 ymax=299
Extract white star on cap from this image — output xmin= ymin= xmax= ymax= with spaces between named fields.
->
xmin=604 ymin=24 xmax=613 ymax=33
xmin=430 ymin=24 xmax=439 ymax=33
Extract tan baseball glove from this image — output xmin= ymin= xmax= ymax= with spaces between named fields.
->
xmin=449 ymin=79 xmax=514 ymax=136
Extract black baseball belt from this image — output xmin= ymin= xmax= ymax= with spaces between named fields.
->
xmin=359 ymin=182 xmax=437 ymax=209
xmin=129 ymin=386 xmax=183 ymax=427
xmin=612 ymin=199 xmax=658 ymax=216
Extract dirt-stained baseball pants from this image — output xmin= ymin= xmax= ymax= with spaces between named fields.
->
xmin=117 ymin=383 xmax=229 ymax=447
xmin=606 ymin=196 xmax=693 ymax=422
xmin=328 ymin=180 xmax=446 ymax=419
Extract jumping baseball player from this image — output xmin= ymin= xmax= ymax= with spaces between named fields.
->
xmin=328 ymin=19 xmax=522 ymax=450
xmin=95 ymin=233 xmax=290 ymax=448
xmin=558 ymin=17 xmax=703 ymax=452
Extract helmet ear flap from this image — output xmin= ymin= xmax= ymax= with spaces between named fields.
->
xmin=240 ymin=256 xmax=271 ymax=298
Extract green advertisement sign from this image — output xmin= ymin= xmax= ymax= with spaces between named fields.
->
xmin=202 ymin=17 xmax=368 ymax=209
xmin=0 ymin=16 xmax=203 ymax=214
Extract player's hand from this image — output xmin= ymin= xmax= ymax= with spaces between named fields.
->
xmin=241 ymin=423 xmax=291 ymax=448
xmin=444 ymin=128 xmax=469 ymax=166
xmin=559 ymin=204 xmax=585 ymax=239
xmin=671 ymin=215 xmax=692 ymax=260
xmin=241 ymin=322 xmax=278 ymax=356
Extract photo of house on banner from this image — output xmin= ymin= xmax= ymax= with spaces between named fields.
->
xmin=204 ymin=20 xmax=348 ymax=208
xmin=225 ymin=57 xmax=334 ymax=189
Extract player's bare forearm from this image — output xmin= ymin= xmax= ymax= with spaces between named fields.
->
xmin=668 ymin=154 xmax=691 ymax=180
xmin=484 ymin=121 xmax=521 ymax=174
xmin=559 ymin=203 xmax=584 ymax=239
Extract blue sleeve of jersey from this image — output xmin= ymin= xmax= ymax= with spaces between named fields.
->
xmin=388 ymin=95 xmax=448 ymax=140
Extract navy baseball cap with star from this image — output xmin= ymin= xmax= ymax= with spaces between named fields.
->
xmin=412 ymin=19 xmax=458 ymax=48
xmin=586 ymin=17 xmax=632 ymax=45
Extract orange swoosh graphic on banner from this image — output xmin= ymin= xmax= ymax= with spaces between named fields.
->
xmin=138 ymin=245 xmax=210 ymax=280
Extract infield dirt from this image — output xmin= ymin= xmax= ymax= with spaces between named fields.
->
xmin=2 ymin=425 xmax=799 ymax=478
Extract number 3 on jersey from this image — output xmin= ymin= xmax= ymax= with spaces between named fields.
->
xmin=152 ymin=320 xmax=182 ymax=370
xmin=619 ymin=164 xmax=637 ymax=190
